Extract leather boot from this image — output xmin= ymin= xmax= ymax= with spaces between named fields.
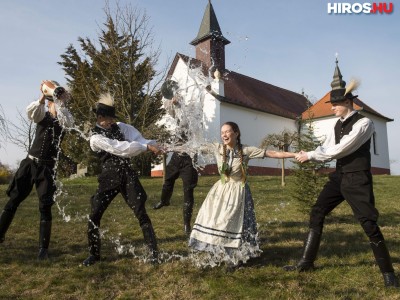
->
xmin=370 ymin=240 xmax=399 ymax=288
xmin=383 ymin=272 xmax=400 ymax=288
xmin=283 ymin=229 xmax=321 ymax=272
xmin=141 ymin=223 xmax=159 ymax=264
xmin=183 ymin=195 xmax=194 ymax=236
xmin=153 ymin=189 xmax=172 ymax=209
xmin=38 ymin=220 xmax=52 ymax=260
xmin=82 ymin=223 xmax=101 ymax=266
xmin=0 ymin=210 xmax=15 ymax=243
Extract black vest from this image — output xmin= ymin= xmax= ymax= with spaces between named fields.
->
xmin=28 ymin=112 xmax=64 ymax=160
xmin=334 ymin=112 xmax=371 ymax=172
xmin=91 ymin=124 xmax=130 ymax=165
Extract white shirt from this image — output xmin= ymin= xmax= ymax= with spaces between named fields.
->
xmin=90 ymin=122 xmax=155 ymax=158
xmin=307 ymin=112 xmax=375 ymax=162
xmin=26 ymin=99 xmax=74 ymax=128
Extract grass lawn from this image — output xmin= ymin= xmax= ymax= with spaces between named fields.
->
xmin=1 ymin=175 xmax=400 ymax=299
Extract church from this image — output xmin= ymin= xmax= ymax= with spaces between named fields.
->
xmin=151 ymin=1 xmax=392 ymax=176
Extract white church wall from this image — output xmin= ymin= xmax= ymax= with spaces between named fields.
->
xmin=363 ymin=112 xmax=391 ymax=170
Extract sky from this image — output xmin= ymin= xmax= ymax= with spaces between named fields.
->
xmin=0 ymin=0 xmax=399 ymax=174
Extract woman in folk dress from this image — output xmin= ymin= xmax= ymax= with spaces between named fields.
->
xmin=188 ymin=122 xmax=296 ymax=266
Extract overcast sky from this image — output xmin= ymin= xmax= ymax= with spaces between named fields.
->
xmin=1 ymin=0 xmax=399 ymax=174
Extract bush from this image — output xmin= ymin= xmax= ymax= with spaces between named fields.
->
xmin=0 ymin=162 xmax=13 ymax=185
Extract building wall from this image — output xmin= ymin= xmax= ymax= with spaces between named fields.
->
xmin=364 ymin=112 xmax=391 ymax=171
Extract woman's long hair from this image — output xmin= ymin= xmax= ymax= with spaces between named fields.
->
xmin=221 ymin=122 xmax=246 ymax=184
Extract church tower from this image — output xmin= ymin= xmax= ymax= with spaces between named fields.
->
xmin=190 ymin=0 xmax=230 ymax=72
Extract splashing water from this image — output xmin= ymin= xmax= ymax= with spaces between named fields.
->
xmin=161 ymin=64 xmax=218 ymax=169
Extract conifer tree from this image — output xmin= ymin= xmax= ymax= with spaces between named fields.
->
xmin=290 ymin=109 xmax=329 ymax=214
xmin=58 ymin=3 xmax=168 ymax=175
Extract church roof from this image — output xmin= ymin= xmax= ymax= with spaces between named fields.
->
xmin=302 ymin=92 xmax=393 ymax=122
xmin=168 ymin=53 xmax=310 ymax=120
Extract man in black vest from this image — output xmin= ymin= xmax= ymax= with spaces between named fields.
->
xmin=0 ymin=80 xmax=73 ymax=260
xmin=83 ymin=93 xmax=163 ymax=266
xmin=284 ymin=85 xmax=399 ymax=287
xmin=153 ymin=96 xmax=198 ymax=236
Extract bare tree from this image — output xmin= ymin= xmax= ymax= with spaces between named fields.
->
xmin=6 ymin=108 xmax=35 ymax=152
xmin=0 ymin=104 xmax=8 ymax=147
xmin=260 ymin=129 xmax=298 ymax=186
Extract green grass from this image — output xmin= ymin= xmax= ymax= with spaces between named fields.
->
xmin=1 ymin=175 xmax=400 ymax=299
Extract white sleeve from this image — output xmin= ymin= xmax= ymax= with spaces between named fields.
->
xmin=117 ymin=122 xmax=156 ymax=145
xmin=90 ymin=134 xmax=147 ymax=158
xmin=308 ymin=118 xmax=374 ymax=162
xmin=26 ymin=99 xmax=46 ymax=123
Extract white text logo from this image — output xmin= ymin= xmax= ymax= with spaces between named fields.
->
xmin=327 ymin=2 xmax=394 ymax=14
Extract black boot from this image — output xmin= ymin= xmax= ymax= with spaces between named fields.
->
xmin=283 ymin=229 xmax=321 ymax=272
xmin=383 ymin=272 xmax=400 ymax=288
xmin=153 ymin=189 xmax=172 ymax=210
xmin=183 ymin=196 xmax=194 ymax=236
xmin=0 ymin=210 xmax=15 ymax=243
xmin=38 ymin=220 xmax=52 ymax=260
xmin=141 ymin=223 xmax=159 ymax=264
xmin=370 ymin=240 xmax=399 ymax=288
xmin=83 ymin=223 xmax=101 ymax=266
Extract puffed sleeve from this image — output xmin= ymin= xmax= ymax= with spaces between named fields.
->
xmin=243 ymin=145 xmax=265 ymax=159
xmin=26 ymin=99 xmax=46 ymax=123
xmin=90 ymin=133 xmax=147 ymax=158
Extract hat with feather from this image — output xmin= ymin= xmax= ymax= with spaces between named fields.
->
xmin=326 ymin=59 xmax=360 ymax=103
xmin=92 ymin=93 xmax=117 ymax=118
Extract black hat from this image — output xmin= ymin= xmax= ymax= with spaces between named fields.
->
xmin=326 ymin=78 xmax=360 ymax=103
xmin=92 ymin=93 xmax=117 ymax=118
xmin=326 ymin=88 xmax=358 ymax=103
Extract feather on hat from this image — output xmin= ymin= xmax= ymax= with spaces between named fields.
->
xmin=93 ymin=93 xmax=116 ymax=118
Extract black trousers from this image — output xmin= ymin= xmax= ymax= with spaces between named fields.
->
xmin=162 ymin=152 xmax=198 ymax=205
xmin=309 ymin=170 xmax=383 ymax=242
xmin=89 ymin=166 xmax=151 ymax=228
xmin=4 ymin=157 xmax=56 ymax=221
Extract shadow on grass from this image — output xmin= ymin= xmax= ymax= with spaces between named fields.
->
xmin=255 ymin=211 xmax=400 ymax=269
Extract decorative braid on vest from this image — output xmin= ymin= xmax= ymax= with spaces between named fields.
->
xmin=334 ymin=112 xmax=371 ymax=172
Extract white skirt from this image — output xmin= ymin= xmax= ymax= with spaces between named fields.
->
xmin=189 ymin=180 xmax=261 ymax=264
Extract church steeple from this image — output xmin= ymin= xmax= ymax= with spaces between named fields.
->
xmin=330 ymin=57 xmax=346 ymax=90
xmin=190 ymin=1 xmax=230 ymax=71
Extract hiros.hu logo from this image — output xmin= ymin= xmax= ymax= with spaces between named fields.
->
xmin=327 ymin=2 xmax=394 ymax=14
